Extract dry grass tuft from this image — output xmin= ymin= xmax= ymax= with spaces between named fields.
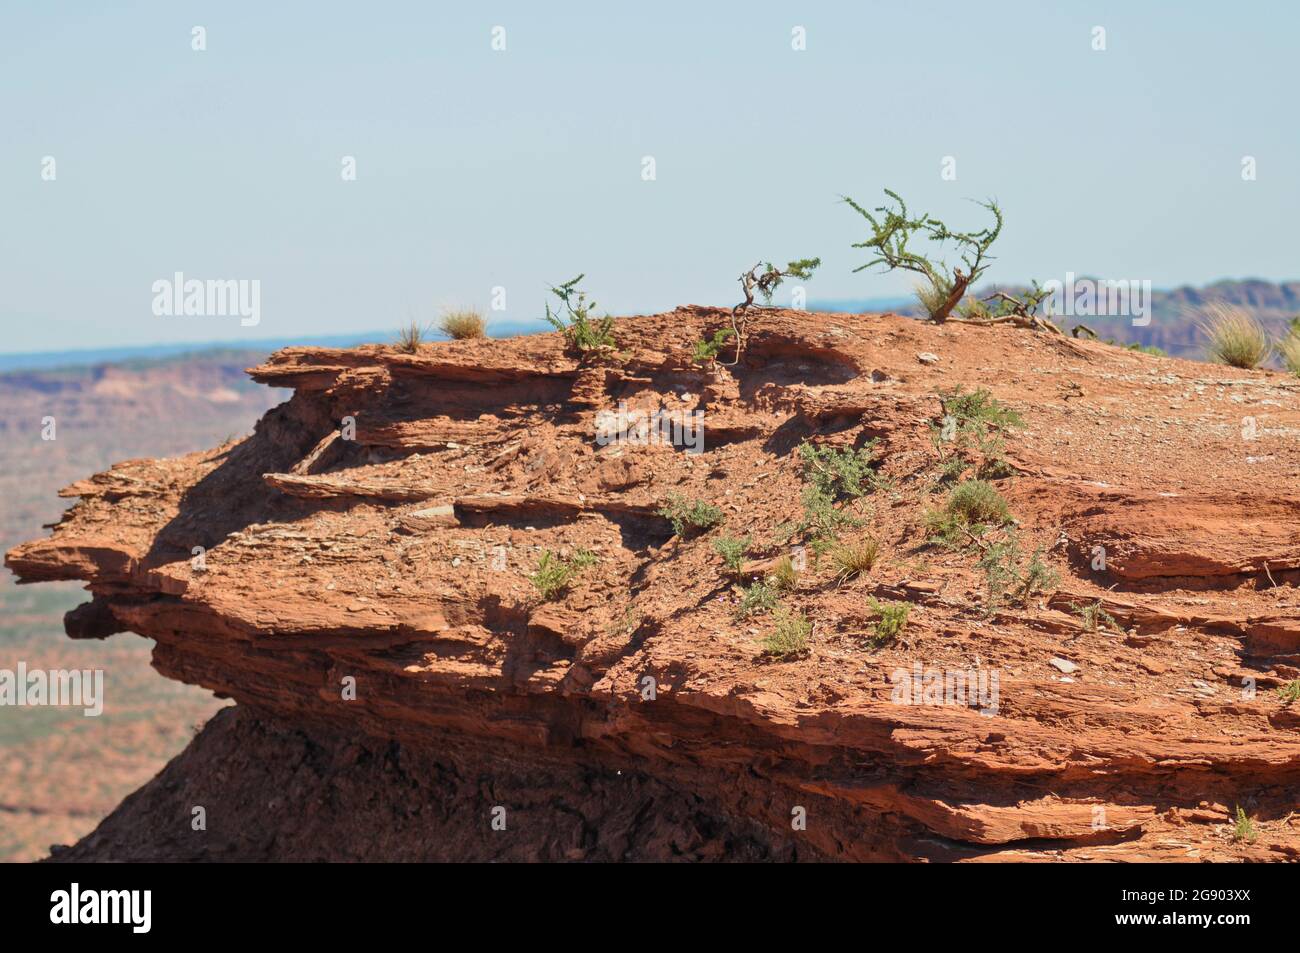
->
xmin=396 ymin=321 xmax=429 ymax=353
xmin=439 ymin=308 xmax=487 ymax=340
xmin=1197 ymin=302 xmax=1271 ymax=369
xmin=831 ymin=537 xmax=879 ymax=583
xmin=1277 ymin=328 xmax=1300 ymax=377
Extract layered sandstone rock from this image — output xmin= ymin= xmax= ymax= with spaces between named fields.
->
xmin=10 ymin=307 xmax=1300 ymax=861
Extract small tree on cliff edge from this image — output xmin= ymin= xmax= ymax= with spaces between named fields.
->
xmin=545 ymin=274 xmax=616 ymax=356
xmin=710 ymin=258 xmax=820 ymax=366
xmin=843 ymin=188 xmax=1002 ymax=322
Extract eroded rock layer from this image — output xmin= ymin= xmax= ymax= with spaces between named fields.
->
xmin=11 ymin=307 xmax=1300 ymax=861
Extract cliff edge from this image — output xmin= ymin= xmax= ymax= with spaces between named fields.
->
xmin=10 ymin=307 xmax=1300 ymax=861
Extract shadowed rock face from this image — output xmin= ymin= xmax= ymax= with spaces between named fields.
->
xmin=11 ymin=306 xmax=1300 ymax=862
xmin=48 ymin=706 xmax=811 ymax=863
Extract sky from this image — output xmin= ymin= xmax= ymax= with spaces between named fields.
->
xmin=2 ymin=0 xmax=1298 ymax=354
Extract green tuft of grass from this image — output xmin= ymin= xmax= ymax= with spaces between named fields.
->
xmin=868 ymin=597 xmax=910 ymax=644
xmin=1198 ymin=302 xmax=1271 ymax=369
xmin=529 ymin=549 xmax=597 ymax=601
xmin=568 ymin=549 xmax=598 ymax=570
xmin=658 ymin=494 xmax=724 ymax=537
xmin=1232 ymin=805 xmax=1257 ymax=843
xmin=921 ymin=507 xmax=966 ymax=549
xmin=762 ymin=608 xmax=810 ymax=658
xmin=1276 ymin=679 xmax=1300 ymax=704
xmin=1076 ymin=600 xmax=1121 ymax=634
xmin=735 ymin=580 xmax=779 ymax=619
xmin=913 ymin=279 xmax=952 ymax=320
xmin=712 ymin=535 xmax=750 ymax=581
xmin=925 ymin=479 xmax=1011 ymax=546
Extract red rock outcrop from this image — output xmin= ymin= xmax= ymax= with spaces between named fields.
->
xmin=10 ymin=307 xmax=1300 ymax=861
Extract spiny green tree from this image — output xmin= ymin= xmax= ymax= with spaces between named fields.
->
xmin=843 ymin=188 xmax=1002 ymax=322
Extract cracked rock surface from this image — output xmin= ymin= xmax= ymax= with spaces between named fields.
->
xmin=11 ymin=307 xmax=1300 ymax=861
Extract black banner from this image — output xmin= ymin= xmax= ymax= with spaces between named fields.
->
xmin=0 ymin=861 xmax=1274 ymax=940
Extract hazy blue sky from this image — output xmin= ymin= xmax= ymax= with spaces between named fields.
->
xmin=3 ymin=1 xmax=1297 ymax=353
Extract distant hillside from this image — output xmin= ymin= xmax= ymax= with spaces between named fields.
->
xmin=891 ymin=278 xmax=1300 ymax=359
xmin=0 ymin=319 xmax=545 ymax=374
xmin=0 ymin=350 xmax=278 ymax=860
xmin=1139 ymin=280 xmax=1300 ymax=356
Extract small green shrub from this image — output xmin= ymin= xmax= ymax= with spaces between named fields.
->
xmin=948 ymin=479 xmax=1011 ymax=526
xmin=529 ymin=549 xmax=597 ymax=601
xmin=931 ymin=387 xmax=1024 ymax=481
xmin=1198 ymin=302 xmax=1271 ymax=369
xmin=868 ymin=597 xmax=910 ymax=644
xmin=1076 ymin=600 xmax=1120 ymax=634
xmin=545 ymin=275 xmax=616 ymax=354
xmin=939 ymin=387 xmax=1025 ymax=434
xmin=658 ymin=494 xmax=724 ymax=537
xmin=692 ymin=327 xmax=736 ymax=364
xmin=1277 ymin=679 xmax=1300 ymax=704
xmin=799 ymin=440 xmax=882 ymax=500
xmin=712 ymin=535 xmax=750 ymax=581
xmin=439 ymin=308 xmax=487 ymax=340
xmin=735 ymin=580 xmax=779 ymax=619
xmin=978 ymin=532 xmax=1057 ymax=614
xmin=786 ymin=441 xmax=882 ymax=558
xmin=762 ymin=608 xmax=811 ymax=658
xmin=926 ymin=480 xmax=1011 ymax=547
xmin=1232 ymin=805 xmax=1257 ymax=843
xmin=798 ymin=486 xmax=861 ymax=545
